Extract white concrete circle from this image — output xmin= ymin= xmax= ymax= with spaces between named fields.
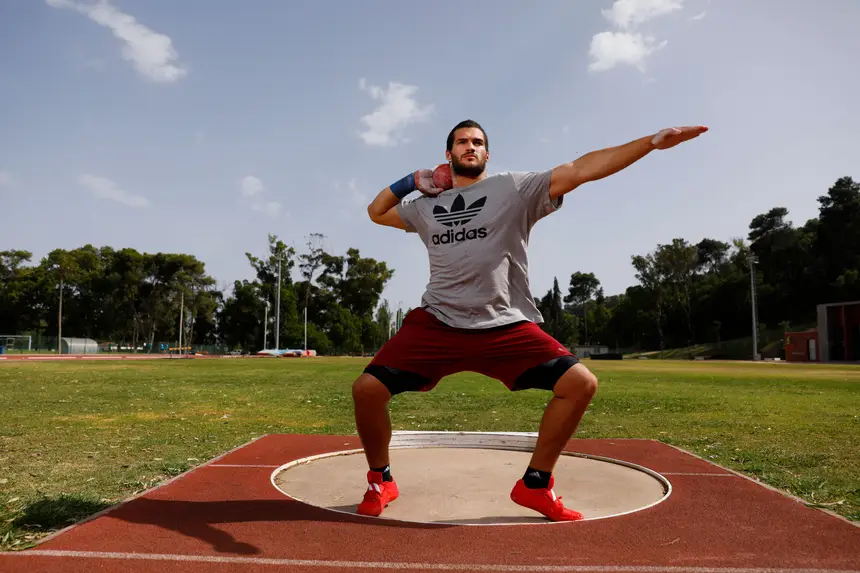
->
xmin=270 ymin=432 xmax=671 ymax=526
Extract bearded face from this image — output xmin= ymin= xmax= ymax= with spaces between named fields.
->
xmin=446 ymin=127 xmax=489 ymax=179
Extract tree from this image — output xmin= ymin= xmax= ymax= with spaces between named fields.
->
xmin=375 ymin=299 xmax=394 ymax=347
xmin=656 ymin=239 xmax=698 ymax=344
xmin=814 ymin=176 xmax=860 ymax=302
xmin=218 ymin=280 xmax=264 ymax=350
xmin=0 ymin=250 xmax=34 ymax=335
xmin=564 ymin=272 xmax=600 ymax=344
xmin=589 ymin=287 xmax=612 ymax=346
xmin=631 ymin=252 xmax=667 ymax=351
xmin=695 ymin=239 xmax=731 ymax=275
xmin=298 ymin=233 xmax=327 ymax=330
xmin=537 ymin=278 xmax=576 ymax=347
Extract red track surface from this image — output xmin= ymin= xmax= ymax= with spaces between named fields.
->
xmin=1 ymin=435 xmax=858 ymax=572
xmin=0 ymin=354 xmax=270 ymax=361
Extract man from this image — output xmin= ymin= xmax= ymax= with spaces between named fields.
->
xmin=353 ymin=119 xmax=707 ymax=521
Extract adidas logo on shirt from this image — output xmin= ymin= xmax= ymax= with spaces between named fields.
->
xmin=431 ymin=194 xmax=488 ymax=245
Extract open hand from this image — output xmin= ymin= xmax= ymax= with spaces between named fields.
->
xmin=651 ymin=126 xmax=708 ymax=150
xmin=414 ymin=169 xmax=445 ymax=197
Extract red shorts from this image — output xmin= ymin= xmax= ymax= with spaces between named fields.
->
xmin=365 ymin=308 xmax=578 ymax=394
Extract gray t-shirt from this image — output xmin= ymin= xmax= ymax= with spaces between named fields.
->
xmin=396 ymin=169 xmax=562 ymax=329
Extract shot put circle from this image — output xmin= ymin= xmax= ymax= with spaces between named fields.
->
xmin=270 ymin=432 xmax=672 ymax=525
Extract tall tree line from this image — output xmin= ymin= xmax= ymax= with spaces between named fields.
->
xmin=2 ymin=176 xmax=858 ymax=356
xmin=535 ymin=176 xmax=860 ymax=354
xmin=0 ymin=233 xmax=395 ymax=355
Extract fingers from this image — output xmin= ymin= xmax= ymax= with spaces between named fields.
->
xmin=682 ymin=126 xmax=708 ymax=140
xmin=653 ymin=125 xmax=708 ymax=148
xmin=680 ymin=125 xmax=708 ymax=137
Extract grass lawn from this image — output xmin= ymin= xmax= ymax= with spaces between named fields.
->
xmin=1 ymin=357 xmax=858 ymax=550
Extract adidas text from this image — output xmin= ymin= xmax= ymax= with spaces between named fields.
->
xmin=431 ymin=227 xmax=488 ymax=245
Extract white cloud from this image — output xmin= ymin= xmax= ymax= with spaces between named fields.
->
xmin=46 ymin=0 xmax=186 ymax=83
xmin=239 ymin=175 xmax=263 ymax=197
xmin=589 ymin=31 xmax=666 ymax=72
xmin=602 ymin=0 xmax=684 ymax=29
xmin=691 ymin=11 xmax=706 ymax=20
xmin=589 ymin=0 xmax=685 ymax=72
xmin=357 ymin=78 xmax=433 ymax=147
xmin=0 ymin=171 xmax=11 ymax=186
xmin=239 ymin=175 xmax=285 ymax=218
xmin=78 ymin=174 xmax=150 ymax=207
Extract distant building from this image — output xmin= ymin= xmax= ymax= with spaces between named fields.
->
xmin=785 ymin=301 xmax=859 ymax=362
xmin=61 ymin=337 xmax=99 ymax=354
xmin=573 ymin=345 xmax=610 ymax=358
xmin=817 ymin=300 xmax=860 ymax=362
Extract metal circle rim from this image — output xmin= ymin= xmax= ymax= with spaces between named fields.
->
xmin=269 ymin=431 xmax=673 ymax=527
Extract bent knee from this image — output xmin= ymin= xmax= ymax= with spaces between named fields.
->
xmin=352 ymin=373 xmax=391 ymax=404
xmin=554 ymin=364 xmax=598 ymax=399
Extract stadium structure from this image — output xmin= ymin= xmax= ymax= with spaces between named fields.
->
xmin=784 ymin=300 xmax=860 ymax=362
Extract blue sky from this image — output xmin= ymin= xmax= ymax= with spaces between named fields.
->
xmin=2 ymin=0 xmax=859 ymax=314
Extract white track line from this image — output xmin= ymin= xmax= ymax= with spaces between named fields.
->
xmin=660 ymin=473 xmax=736 ymax=477
xmin=208 ymin=464 xmax=280 ymax=468
xmin=3 ymin=551 xmax=858 ymax=573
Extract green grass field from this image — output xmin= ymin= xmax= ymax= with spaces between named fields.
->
xmin=1 ymin=357 xmax=858 ymax=550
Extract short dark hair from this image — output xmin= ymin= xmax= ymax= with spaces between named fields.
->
xmin=446 ymin=120 xmax=488 ymax=152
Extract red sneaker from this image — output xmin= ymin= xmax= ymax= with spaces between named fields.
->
xmin=356 ymin=470 xmax=399 ymax=517
xmin=510 ymin=476 xmax=583 ymax=521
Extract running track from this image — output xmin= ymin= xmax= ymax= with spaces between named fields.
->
xmin=0 ymin=354 xmax=273 ymax=361
xmin=1 ymin=435 xmax=858 ymax=572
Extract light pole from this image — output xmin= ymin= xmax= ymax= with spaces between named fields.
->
xmin=263 ymin=300 xmax=269 ymax=350
xmin=748 ymin=255 xmax=759 ymax=360
xmin=57 ymin=277 xmax=63 ymax=354
xmin=275 ymin=255 xmax=281 ymax=351
xmin=178 ymin=289 xmax=184 ymax=356
xmin=49 ymin=262 xmax=64 ymax=354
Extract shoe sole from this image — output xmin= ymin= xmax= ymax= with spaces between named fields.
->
xmin=510 ymin=493 xmax=583 ymax=522
xmin=357 ymin=495 xmax=399 ymax=517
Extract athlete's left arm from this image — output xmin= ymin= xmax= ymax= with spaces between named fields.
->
xmin=548 ymin=126 xmax=708 ymax=199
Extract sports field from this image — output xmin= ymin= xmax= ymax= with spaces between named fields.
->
xmin=1 ymin=357 xmax=858 ymax=550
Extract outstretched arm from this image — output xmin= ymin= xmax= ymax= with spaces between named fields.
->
xmin=548 ymin=126 xmax=708 ymax=199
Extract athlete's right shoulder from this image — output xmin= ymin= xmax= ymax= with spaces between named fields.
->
xmin=396 ymin=196 xmax=430 ymax=233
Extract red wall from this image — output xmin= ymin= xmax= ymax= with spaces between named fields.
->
xmin=784 ymin=331 xmax=819 ymax=362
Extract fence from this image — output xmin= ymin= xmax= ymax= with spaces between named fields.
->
xmin=0 ymin=333 xmax=230 ymax=355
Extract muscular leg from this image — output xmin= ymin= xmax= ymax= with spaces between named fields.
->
xmin=528 ymin=363 xmax=598 ymax=472
xmin=350 ymin=308 xmax=452 ymax=517
xmin=505 ymin=356 xmax=598 ymax=521
xmin=351 ymin=373 xmax=393 ymax=469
